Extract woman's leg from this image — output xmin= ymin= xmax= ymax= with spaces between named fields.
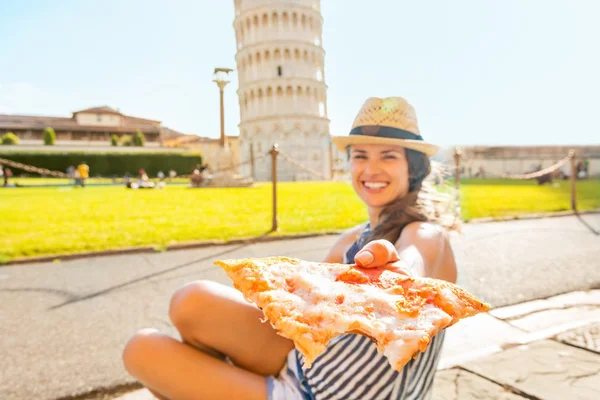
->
xmin=123 ymin=329 xmax=267 ymax=400
xmin=168 ymin=280 xmax=295 ymax=376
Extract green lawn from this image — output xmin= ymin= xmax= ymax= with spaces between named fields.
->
xmin=9 ymin=177 xmax=189 ymax=186
xmin=0 ymin=182 xmax=367 ymax=261
xmin=459 ymin=179 xmax=600 ymax=220
xmin=1 ymin=179 xmax=598 ymax=261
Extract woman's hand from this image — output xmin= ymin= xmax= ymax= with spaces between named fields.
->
xmin=354 ymin=239 xmax=412 ymax=276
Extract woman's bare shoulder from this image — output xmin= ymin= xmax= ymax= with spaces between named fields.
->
xmin=323 ymin=223 xmax=367 ymax=263
xmin=400 ymin=221 xmax=446 ymax=242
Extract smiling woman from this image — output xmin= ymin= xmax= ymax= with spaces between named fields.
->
xmin=121 ymin=96 xmax=462 ymax=400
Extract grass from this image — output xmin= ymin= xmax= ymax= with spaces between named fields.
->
xmin=459 ymin=179 xmax=600 ymax=220
xmin=0 ymin=182 xmax=367 ymax=260
xmin=9 ymin=177 xmax=189 ymax=186
xmin=1 ymin=179 xmax=598 ymax=261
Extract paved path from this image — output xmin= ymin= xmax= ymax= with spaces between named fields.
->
xmin=0 ymin=214 xmax=598 ymax=400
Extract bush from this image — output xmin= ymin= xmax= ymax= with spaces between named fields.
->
xmin=43 ymin=127 xmax=56 ymax=145
xmin=0 ymin=151 xmax=203 ymax=177
xmin=134 ymin=130 xmax=146 ymax=147
xmin=1 ymin=132 xmax=19 ymax=145
xmin=110 ymin=134 xmax=118 ymax=146
xmin=120 ymin=134 xmax=133 ymax=147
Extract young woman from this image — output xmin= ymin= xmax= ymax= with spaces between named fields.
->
xmin=122 ymin=96 xmax=458 ymax=400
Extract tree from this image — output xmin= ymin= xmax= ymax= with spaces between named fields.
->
xmin=43 ymin=127 xmax=56 ymax=145
xmin=110 ymin=134 xmax=119 ymax=146
xmin=120 ymin=134 xmax=134 ymax=147
xmin=133 ymin=130 xmax=146 ymax=147
xmin=1 ymin=132 xmax=19 ymax=145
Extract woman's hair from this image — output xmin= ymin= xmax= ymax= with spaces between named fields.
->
xmin=362 ymin=148 xmax=460 ymax=244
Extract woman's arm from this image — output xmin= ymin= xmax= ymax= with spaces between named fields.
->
xmin=353 ymin=222 xmax=457 ymax=283
xmin=322 ymin=224 xmax=365 ymax=263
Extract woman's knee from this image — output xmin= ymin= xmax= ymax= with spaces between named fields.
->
xmin=122 ymin=328 xmax=165 ymax=376
xmin=168 ymin=280 xmax=220 ymax=331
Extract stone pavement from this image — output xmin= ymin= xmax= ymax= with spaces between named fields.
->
xmin=116 ymin=290 xmax=600 ymax=400
xmin=1 ymin=214 xmax=599 ymax=399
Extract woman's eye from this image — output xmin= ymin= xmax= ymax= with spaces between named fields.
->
xmin=352 ymin=155 xmax=367 ymax=160
xmin=383 ymin=155 xmax=398 ymax=160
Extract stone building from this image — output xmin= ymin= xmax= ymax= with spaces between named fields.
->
xmin=0 ymin=106 xmax=163 ymax=147
xmin=457 ymin=145 xmax=600 ymax=178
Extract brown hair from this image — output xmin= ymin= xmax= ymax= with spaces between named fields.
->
xmin=365 ymin=149 xmax=459 ymax=244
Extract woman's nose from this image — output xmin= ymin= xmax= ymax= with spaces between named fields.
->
xmin=364 ymin=159 xmax=382 ymax=175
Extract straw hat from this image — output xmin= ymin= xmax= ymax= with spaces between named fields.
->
xmin=332 ymin=97 xmax=439 ymax=156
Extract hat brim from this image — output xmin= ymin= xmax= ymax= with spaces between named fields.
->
xmin=332 ymin=135 xmax=439 ymax=157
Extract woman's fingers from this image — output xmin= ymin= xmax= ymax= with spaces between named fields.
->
xmin=385 ymin=260 xmax=413 ymax=276
xmin=355 ymin=239 xmax=400 ymax=268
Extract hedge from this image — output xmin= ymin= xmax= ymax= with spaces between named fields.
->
xmin=0 ymin=151 xmax=203 ymax=177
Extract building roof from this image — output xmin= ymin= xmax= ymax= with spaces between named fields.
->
xmin=162 ymin=134 xmax=238 ymax=148
xmin=0 ymin=113 xmax=161 ymax=134
xmin=72 ymin=106 xmax=122 ymax=115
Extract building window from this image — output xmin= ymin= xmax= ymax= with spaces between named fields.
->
xmin=316 ymin=69 xmax=322 ymax=81
xmin=277 ymin=66 xmax=283 ymax=76
xmin=319 ymin=102 xmax=325 ymax=117
xmin=97 ymin=114 xmax=102 ymax=122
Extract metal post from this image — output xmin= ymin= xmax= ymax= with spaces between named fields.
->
xmin=270 ymin=144 xmax=279 ymax=232
xmin=453 ymin=147 xmax=462 ymax=190
xmin=249 ymin=141 xmax=255 ymax=181
xmin=219 ymin=87 xmax=226 ymax=148
xmin=569 ymin=150 xmax=577 ymax=211
xmin=329 ymin=138 xmax=334 ymax=180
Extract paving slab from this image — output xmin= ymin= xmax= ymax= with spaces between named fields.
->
xmin=431 ymin=368 xmax=529 ymax=400
xmin=556 ymin=322 xmax=600 ymax=353
xmin=507 ymin=304 xmax=600 ymax=332
xmin=462 ymin=340 xmax=600 ymax=400
xmin=438 ymin=313 xmax=524 ymax=369
xmin=490 ymin=290 xmax=600 ymax=320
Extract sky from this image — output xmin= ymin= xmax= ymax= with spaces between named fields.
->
xmin=1 ymin=0 xmax=599 ymax=147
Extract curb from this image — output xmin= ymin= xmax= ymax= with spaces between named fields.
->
xmin=2 ymin=231 xmax=344 ymax=266
xmin=467 ymin=209 xmax=600 ymax=224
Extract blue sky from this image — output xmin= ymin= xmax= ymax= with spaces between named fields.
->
xmin=1 ymin=0 xmax=598 ymax=146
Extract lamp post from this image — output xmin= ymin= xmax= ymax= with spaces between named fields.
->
xmin=212 ymin=68 xmax=233 ymax=149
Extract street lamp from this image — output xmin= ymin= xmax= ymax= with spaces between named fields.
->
xmin=212 ymin=67 xmax=233 ymax=148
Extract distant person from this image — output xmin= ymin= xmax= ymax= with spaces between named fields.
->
xmin=157 ymin=171 xmax=165 ymax=182
xmin=77 ymin=161 xmax=89 ymax=187
xmin=0 ymin=165 xmax=4 ymax=182
xmin=124 ymin=172 xmax=132 ymax=188
xmin=190 ymin=168 xmax=204 ymax=188
xmin=66 ymin=165 xmax=76 ymax=185
xmin=168 ymin=169 xmax=177 ymax=182
xmin=4 ymin=167 xmax=12 ymax=186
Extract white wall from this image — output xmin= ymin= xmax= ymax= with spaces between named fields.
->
xmin=75 ymin=113 xmax=122 ymax=127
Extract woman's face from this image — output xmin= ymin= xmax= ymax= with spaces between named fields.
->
xmin=349 ymin=144 xmax=410 ymax=209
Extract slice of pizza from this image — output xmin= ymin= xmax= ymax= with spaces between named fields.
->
xmin=215 ymin=256 xmax=490 ymax=371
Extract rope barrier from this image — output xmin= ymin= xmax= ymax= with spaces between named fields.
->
xmin=277 ymin=150 xmax=327 ymax=180
xmin=500 ymin=156 xmax=569 ymax=180
xmin=446 ymin=153 xmax=571 ymax=180
xmin=0 ymin=157 xmax=66 ymax=177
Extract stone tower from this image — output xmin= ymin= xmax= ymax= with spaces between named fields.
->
xmin=233 ymin=0 xmax=330 ymax=181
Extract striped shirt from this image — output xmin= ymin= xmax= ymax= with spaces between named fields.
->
xmin=269 ymin=224 xmax=445 ymax=400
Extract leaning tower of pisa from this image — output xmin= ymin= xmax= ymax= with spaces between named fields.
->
xmin=233 ymin=0 xmax=330 ymax=181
